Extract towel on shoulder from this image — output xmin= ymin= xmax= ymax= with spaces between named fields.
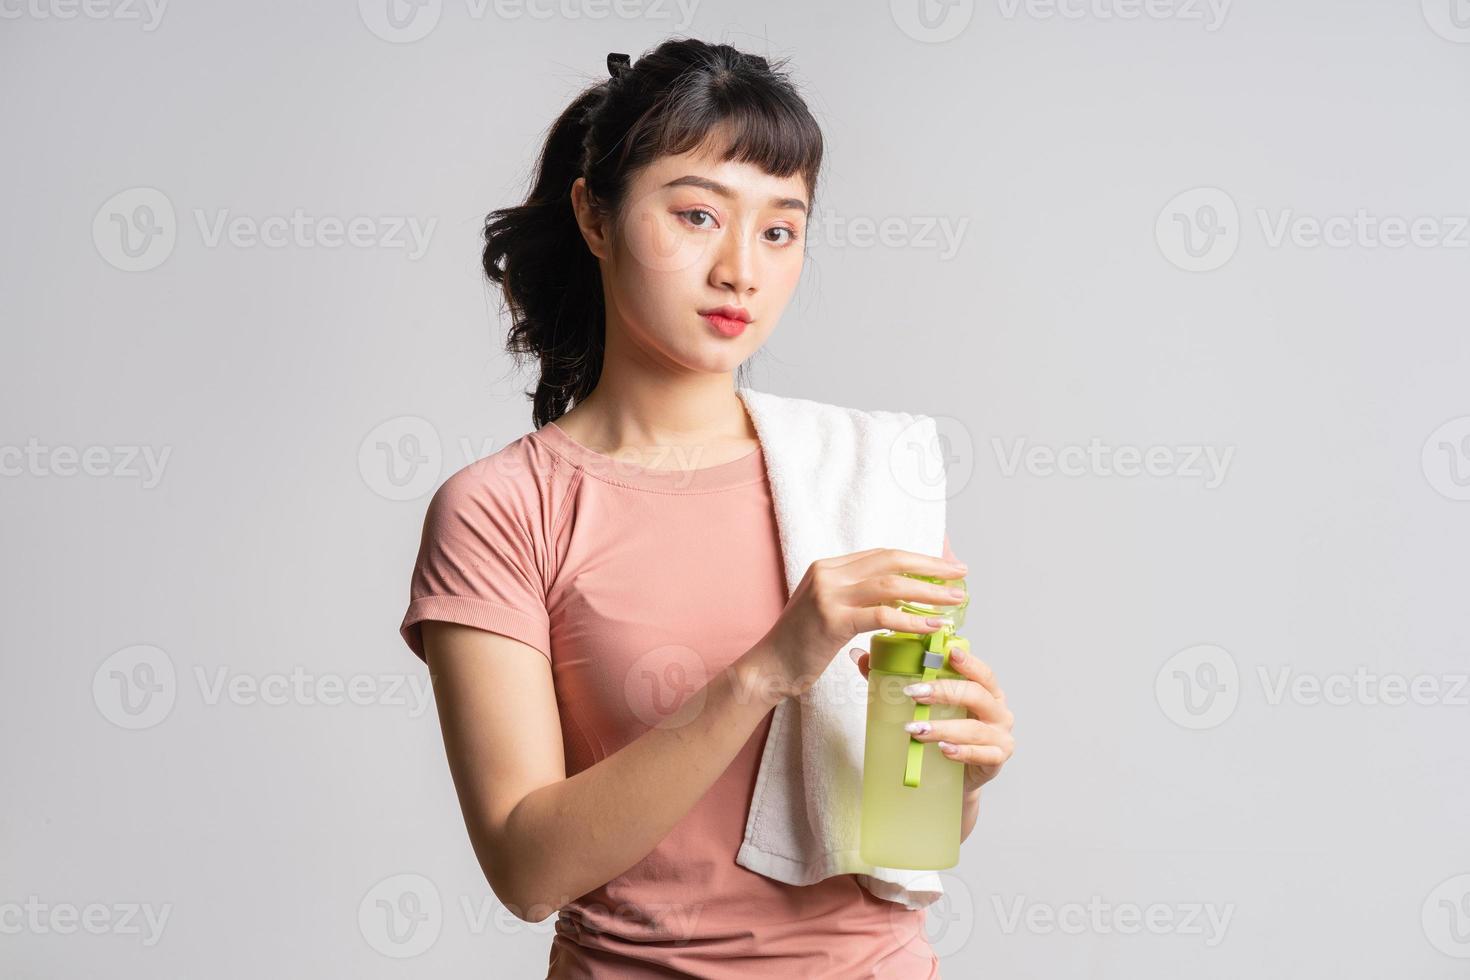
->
xmin=733 ymin=386 xmax=949 ymax=911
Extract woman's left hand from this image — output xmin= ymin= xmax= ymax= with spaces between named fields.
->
xmin=853 ymin=643 xmax=1015 ymax=793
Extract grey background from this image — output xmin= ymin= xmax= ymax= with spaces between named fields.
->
xmin=4 ymin=1 xmax=1469 ymax=977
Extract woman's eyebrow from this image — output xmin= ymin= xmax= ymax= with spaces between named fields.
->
xmin=661 ymin=174 xmax=808 ymax=214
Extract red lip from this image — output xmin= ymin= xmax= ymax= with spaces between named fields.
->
xmin=698 ymin=305 xmax=752 ymax=322
xmin=703 ymin=313 xmax=747 ymax=338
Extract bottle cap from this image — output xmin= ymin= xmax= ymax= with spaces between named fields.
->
xmin=893 ymin=573 xmax=968 ymax=630
xmin=868 ymin=631 xmax=968 ymax=679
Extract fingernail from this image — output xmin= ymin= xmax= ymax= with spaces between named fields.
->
xmin=939 ymin=741 xmax=957 ymax=753
xmin=947 ymin=588 xmax=966 ymax=598
xmin=949 ymin=646 xmax=965 ymax=662
xmin=903 ymin=682 xmax=932 ymax=698
xmin=904 ymin=721 xmax=930 ymax=735
xmin=925 ymin=616 xmax=945 ymax=627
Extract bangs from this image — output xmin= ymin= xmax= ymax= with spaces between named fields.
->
xmin=643 ymin=73 xmax=824 ymax=197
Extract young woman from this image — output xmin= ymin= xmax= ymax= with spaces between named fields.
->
xmin=399 ymin=38 xmax=1014 ymax=978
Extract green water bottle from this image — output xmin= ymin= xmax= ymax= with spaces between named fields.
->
xmin=859 ymin=574 xmax=970 ymax=870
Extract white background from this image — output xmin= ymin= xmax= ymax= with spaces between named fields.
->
xmin=3 ymin=1 xmax=1468 ymax=976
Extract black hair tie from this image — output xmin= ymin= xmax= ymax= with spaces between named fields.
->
xmin=607 ymin=52 xmax=631 ymax=80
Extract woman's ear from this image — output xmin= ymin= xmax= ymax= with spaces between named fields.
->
xmin=569 ymin=177 xmax=612 ymax=261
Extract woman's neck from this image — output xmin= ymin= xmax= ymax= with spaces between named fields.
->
xmin=552 ymin=380 xmax=759 ymax=470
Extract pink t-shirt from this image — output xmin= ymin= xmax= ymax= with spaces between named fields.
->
xmin=400 ymin=418 xmax=952 ymax=978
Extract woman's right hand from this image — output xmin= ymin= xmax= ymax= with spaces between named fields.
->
xmin=753 ymin=548 xmax=970 ymax=700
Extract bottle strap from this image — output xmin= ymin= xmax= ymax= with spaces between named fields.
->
xmin=902 ymin=630 xmax=951 ymax=788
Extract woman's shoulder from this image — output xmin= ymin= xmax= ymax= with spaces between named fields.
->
xmin=424 ymin=426 xmax=572 ymax=540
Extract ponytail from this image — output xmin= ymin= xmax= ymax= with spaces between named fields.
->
xmin=483 ymin=88 xmax=607 ymax=429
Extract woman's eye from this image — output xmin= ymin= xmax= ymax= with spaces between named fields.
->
xmin=678 ymin=208 xmax=718 ymax=228
xmin=676 ymin=209 xmax=800 ymax=245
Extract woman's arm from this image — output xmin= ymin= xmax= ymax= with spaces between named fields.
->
xmin=423 ymin=548 xmax=966 ymax=921
xmin=422 ymin=620 xmax=787 ymax=923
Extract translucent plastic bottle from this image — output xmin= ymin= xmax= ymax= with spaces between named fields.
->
xmin=859 ymin=574 xmax=970 ymax=870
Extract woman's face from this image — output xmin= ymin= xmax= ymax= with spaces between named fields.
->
xmin=574 ymin=139 xmax=810 ymax=375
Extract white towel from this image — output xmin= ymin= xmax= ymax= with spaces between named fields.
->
xmin=733 ymin=385 xmax=949 ymax=911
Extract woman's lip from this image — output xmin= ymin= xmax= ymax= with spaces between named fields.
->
xmin=700 ymin=306 xmax=750 ymax=320
xmin=702 ymin=313 xmax=748 ymax=337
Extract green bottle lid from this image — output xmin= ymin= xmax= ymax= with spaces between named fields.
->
xmin=868 ymin=631 xmax=968 ymax=679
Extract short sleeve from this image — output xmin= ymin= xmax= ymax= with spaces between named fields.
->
xmin=398 ymin=466 xmax=552 ymax=664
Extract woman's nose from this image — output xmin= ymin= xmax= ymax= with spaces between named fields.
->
xmin=710 ymin=224 xmax=757 ymax=293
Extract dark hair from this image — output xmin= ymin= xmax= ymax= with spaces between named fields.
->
xmin=482 ymin=37 xmax=825 ymax=429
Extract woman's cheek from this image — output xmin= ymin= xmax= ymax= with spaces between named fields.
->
xmin=766 ymin=250 xmax=805 ymax=297
xmin=622 ymin=211 xmax=717 ymax=277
